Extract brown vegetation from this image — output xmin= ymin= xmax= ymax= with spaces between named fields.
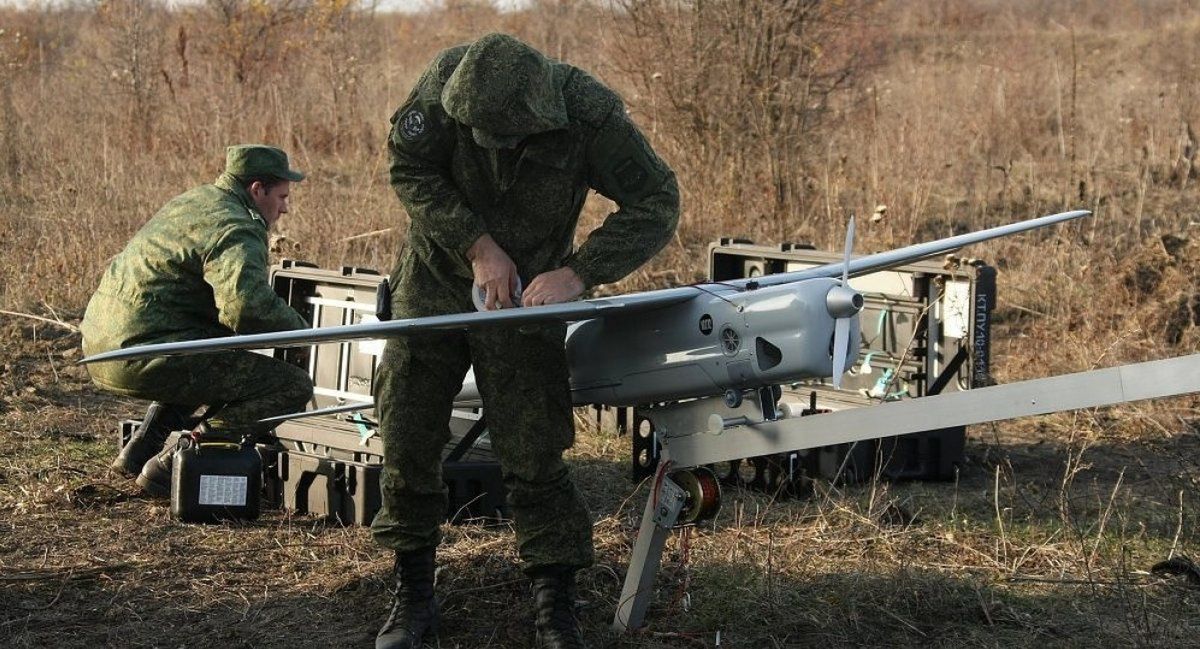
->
xmin=2 ymin=0 xmax=1199 ymax=647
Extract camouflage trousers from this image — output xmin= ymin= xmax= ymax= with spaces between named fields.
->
xmin=370 ymin=322 xmax=594 ymax=572
xmin=86 ymin=351 xmax=313 ymax=437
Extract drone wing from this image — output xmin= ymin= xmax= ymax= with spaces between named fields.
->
xmin=80 ymin=209 xmax=1090 ymax=365
xmin=258 ymin=400 xmax=374 ymax=424
xmin=745 ymin=209 xmax=1090 ymax=289
xmin=80 ymin=287 xmax=699 ymax=364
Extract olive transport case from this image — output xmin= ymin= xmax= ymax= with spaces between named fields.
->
xmin=623 ymin=238 xmax=996 ymax=495
xmin=265 ymin=260 xmax=506 ymax=525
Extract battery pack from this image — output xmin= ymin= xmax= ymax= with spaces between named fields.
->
xmin=170 ymin=438 xmax=263 ymax=523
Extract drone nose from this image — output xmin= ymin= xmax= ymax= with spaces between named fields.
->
xmin=826 ymin=285 xmax=863 ymax=319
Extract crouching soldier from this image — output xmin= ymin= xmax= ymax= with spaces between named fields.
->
xmin=80 ymin=145 xmax=314 ymax=496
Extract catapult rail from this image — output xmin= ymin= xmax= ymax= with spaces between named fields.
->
xmin=615 ymin=353 xmax=1200 ymax=632
xmin=665 ymin=354 xmax=1200 ymax=468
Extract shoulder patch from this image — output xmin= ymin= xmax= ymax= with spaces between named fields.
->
xmin=399 ymin=109 xmax=427 ymax=141
xmin=614 ymin=157 xmax=648 ymax=194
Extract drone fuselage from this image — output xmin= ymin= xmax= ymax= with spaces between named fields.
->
xmin=563 ymin=277 xmax=859 ymax=406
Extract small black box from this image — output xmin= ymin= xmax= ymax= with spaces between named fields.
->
xmin=171 ymin=438 xmax=263 ymax=523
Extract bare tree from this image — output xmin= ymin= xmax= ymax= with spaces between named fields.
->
xmin=94 ymin=0 xmax=167 ymax=147
xmin=204 ymin=0 xmax=307 ymax=86
xmin=306 ymin=0 xmax=380 ymax=152
xmin=0 ymin=25 xmax=31 ymax=190
xmin=614 ymin=0 xmax=878 ymax=227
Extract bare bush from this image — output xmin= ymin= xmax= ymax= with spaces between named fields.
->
xmin=0 ymin=25 xmax=31 ymax=191
xmin=303 ymin=0 xmax=382 ymax=153
xmin=203 ymin=0 xmax=307 ymax=87
xmin=613 ymin=0 xmax=880 ymax=241
xmin=92 ymin=0 xmax=168 ymax=147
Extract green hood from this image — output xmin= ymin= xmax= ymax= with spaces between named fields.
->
xmin=441 ymin=33 xmax=568 ymax=142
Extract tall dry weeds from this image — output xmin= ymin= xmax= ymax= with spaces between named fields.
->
xmin=1 ymin=3 xmax=1199 ymax=644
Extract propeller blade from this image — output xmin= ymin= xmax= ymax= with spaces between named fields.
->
xmin=832 ymin=317 xmax=850 ymax=390
xmin=831 ymin=216 xmax=857 ymax=390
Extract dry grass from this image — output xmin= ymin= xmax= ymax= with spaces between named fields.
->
xmin=3 ymin=0 xmax=1200 ymax=647
xmin=3 ymin=318 xmax=1199 ymax=647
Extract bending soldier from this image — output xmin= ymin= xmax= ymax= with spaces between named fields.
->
xmin=80 ymin=145 xmax=313 ymax=496
xmin=374 ymin=34 xmax=680 ymax=649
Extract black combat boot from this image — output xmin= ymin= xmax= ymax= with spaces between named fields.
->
xmin=112 ymin=403 xmax=193 ymax=476
xmin=532 ymin=567 xmax=586 ymax=649
xmin=134 ymin=430 xmax=186 ymax=498
xmin=376 ymin=548 xmax=439 ymax=649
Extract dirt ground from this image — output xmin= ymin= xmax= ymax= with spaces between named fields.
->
xmin=3 ymin=315 xmax=1200 ymax=648
xmin=4 ymin=1 xmax=1200 ymax=646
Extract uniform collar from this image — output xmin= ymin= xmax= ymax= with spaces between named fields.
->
xmin=215 ymin=172 xmax=268 ymax=228
xmin=519 ymin=129 xmax=571 ymax=170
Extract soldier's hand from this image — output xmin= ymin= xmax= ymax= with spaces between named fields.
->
xmin=523 ymin=267 xmax=584 ymax=307
xmin=467 ymin=234 xmax=520 ymax=310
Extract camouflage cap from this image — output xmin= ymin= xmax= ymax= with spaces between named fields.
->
xmin=224 ymin=144 xmax=305 ymax=182
xmin=441 ymin=33 xmax=567 ymax=145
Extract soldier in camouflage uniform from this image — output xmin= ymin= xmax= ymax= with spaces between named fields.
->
xmin=81 ymin=145 xmax=313 ymax=496
xmin=374 ymin=34 xmax=679 ymax=649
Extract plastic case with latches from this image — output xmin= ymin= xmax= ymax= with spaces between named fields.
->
xmin=628 ymin=239 xmax=994 ymax=494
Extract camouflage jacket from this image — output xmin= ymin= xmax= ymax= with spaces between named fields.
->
xmin=80 ymin=173 xmax=308 ymax=355
xmin=386 ymin=40 xmax=680 ymax=313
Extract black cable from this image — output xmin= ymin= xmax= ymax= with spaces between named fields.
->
xmin=685 ymin=281 xmax=743 ymax=306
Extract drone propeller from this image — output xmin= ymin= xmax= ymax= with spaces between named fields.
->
xmin=826 ymin=216 xmax=864 ymax=389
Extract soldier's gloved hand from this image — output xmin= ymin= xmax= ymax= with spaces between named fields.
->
xmin=523 ymin=267 xmax=584 ymax=307
xmin=467 ymin=234 xmax=520 ymax=310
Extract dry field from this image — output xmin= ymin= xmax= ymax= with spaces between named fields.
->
xmin=2 ymin=0 xmax=1200 ymax=647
